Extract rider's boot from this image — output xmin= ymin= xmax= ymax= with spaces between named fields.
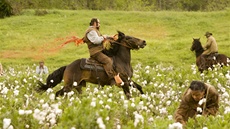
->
xmin=114 ymin=73 xmax=124 ymax=86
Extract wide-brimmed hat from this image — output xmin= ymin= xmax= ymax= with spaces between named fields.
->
xmin=204 ymin=32 xmax=212 ymax=36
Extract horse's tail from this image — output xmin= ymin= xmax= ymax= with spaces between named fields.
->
xmin=37 ymin=66 xmax=67 ymax=92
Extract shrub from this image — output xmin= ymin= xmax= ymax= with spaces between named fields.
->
xmin=0 ymin=0 xmax=13 ymax=18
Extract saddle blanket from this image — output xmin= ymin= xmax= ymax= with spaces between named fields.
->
xmin=80 ymin=58 xmax=104 ymax=71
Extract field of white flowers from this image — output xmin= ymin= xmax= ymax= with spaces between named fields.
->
xmin=0 ymin=63 xmax=230 ymax=129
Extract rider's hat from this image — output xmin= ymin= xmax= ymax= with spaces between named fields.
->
xmin=204 ymin=32 xmax=212 ymax=36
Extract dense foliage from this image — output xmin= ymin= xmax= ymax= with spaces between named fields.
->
xmin=3 ymin=0 xmax=230 ymax=17
xmin=0 ymin=0 xmax=13 ymax=18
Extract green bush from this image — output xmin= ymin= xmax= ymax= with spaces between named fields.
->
xmin=0 ymin=0 xmax=13 ymax=18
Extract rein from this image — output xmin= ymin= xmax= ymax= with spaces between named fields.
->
xmin=107 ymin=39 xmax=134 ymax=49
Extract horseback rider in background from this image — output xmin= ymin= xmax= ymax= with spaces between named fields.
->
xmin=200 ymin=32 xmax=218 ymax=69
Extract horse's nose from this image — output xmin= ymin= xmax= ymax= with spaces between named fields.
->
xmin=143 ymin=40 xmax=146 ymax=46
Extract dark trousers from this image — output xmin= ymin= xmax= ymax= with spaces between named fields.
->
xmin=91 ymin=52 xmax=116 ymax=79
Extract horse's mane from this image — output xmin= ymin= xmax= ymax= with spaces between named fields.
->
xmin=102 ymin=32 xmax=125 ymax=57
xmin=102 ymin=38 xmax=119 ymax=57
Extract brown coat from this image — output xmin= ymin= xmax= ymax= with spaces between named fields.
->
xmin=202 ymin=36 xmax=218 ymax=55
xmin=83 ymin=27 xmax=104 ymax=56
xmin=174 ymin=83 xmax=219 ymax=125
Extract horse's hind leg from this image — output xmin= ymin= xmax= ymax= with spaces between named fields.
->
xmin=132 ymin=81 xmax=144 ymax=94
xmin=55 ymin=85 xmax=73 ymax=97
xmin=74 ymin=81 xmax=86 ymax=94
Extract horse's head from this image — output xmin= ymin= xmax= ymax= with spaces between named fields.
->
xmin=190 ymin=38 xmax=204 ymax=58
xmin=117 ymin=31 xmax=146 ymax=50
xmin=190 ymin=38 xmax=202 ymax=52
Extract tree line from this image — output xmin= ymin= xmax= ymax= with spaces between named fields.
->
xmin=1 ymin=0 xmax=230 ymax=18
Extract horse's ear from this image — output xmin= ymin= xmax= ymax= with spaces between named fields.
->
xmin=198 ymin=38 xmax=200 ymax=40
xmin=117 ymin=30 xmax=125 ymax=39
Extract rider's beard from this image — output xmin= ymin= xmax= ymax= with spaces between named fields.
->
xmin=96 ymin=26 xmax=100 ymax=30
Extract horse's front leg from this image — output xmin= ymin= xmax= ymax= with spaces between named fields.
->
xmin=131 ymin=81 xmax=144 ymax=94
xmin=121 ymin=82 xmax=131 ymax=99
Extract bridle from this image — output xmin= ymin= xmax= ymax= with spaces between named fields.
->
xmin=107 ymin=36 xmax=137 ymax=50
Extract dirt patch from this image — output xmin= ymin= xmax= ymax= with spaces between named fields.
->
xmin=0 ymin=36 xmax=81 ymax=61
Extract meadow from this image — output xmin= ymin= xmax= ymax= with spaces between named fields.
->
xmin=0 ymin=9 xmax=230 ymax=128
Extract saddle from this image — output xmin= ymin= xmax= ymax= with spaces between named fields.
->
xmin=206 ymin=52 xmax=218 ymax=60
xmin=80 ymin=58 xmax=104 ymax=71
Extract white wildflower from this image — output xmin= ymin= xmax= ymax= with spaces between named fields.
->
xmin=120 ymin=95 xmax=125 ymax=100
xmin=94 ymin=88 xmax=99 ymax=94
xmin=224 ymin=106 xmax=230 ymax=114
xmin=198 ymin=98 xmax=206 ymax=105
xmin=105 ymin=105 xmax=110 ymax=110
xmin=146 ymin=70 xmax=150 ymax=74
xmin=166 ymin=100 xmax=171 ymax=106
xmin=50 ymin=79 xmax=54 ymax=83
xmin=99 ymin=100 xmax=103 ymax=105
xmin=131 ymin=103 xmax=135 ymax=107
xmin=222 ymin=92 xmax=229 ymax=98
xmin=25 ymin=124 xmax=30 ymax=128
xmin=159 ymin=107 xmax=167 ymax=114
xmin=49 ymin=93 xmax=55 ymax=100
xmin=107 ymin=98 xmax=112 ymax=102
xmin=1 ymin=87 xmax=8 ymax=95
xmin=24 ymin=110 xmax=32 ymax=115
xmin=39 ymin=99 xmax=44 ymax=104
xmin=67 ymin=91 xmax=74 ymax=97
xmin=19 ymin=110 xmax=25 ymax=115
xmin=96 ymin=117 xmax=106 ymax=129
xmin=3 ymin=118 xmax=11 ymax=129
xmin=148 ymin=117 xmax=154 ymax=122
xmin=73 ymin=81 xmax=77 ymax=86
xmin=196 ymin=114 xmax=202 ymax=117
xmin=145 ymin=65 xmax=150 ymax=69
xmin=23 ymin=78 xmax=27 ymax=83
xmin=91 ymin=101 xmax=96 ymax=107
xmin=42 ymin=103 xmax=49 ymax=109
xmin=168 ymin=122 xmax=183 ymax=129
xmin=133 ymin=111 xmax=144 ymax=127
xmin=168 ymin=115 xmax=173 ymax=120
xmin=197 ymin=107 xmax=202 ymax=113
xmin=49 ymin=118 xmax=56 ymax=126
xmin=13 ymin=89 xmax=19 ymax=96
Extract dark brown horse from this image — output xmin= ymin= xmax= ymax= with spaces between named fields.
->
xmin=190 ymin=38 xmax=229 ymax=72
xmin=37 ymin=31 xmax=146 ymax=99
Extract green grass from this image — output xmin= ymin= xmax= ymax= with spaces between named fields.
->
xmin=1 ymin=9 xmax=229 ymax=69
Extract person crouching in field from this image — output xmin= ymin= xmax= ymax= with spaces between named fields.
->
xmin=174 ymin=80 xmax=219 ymax=125
xmin=36 ymin=61 xmax=49 ymax=76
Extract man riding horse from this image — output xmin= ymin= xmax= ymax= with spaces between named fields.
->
xmin=83 ymin=18 xmax=123 ymax=86
xmin=200 ymin=32 xmax=218 ymax=69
